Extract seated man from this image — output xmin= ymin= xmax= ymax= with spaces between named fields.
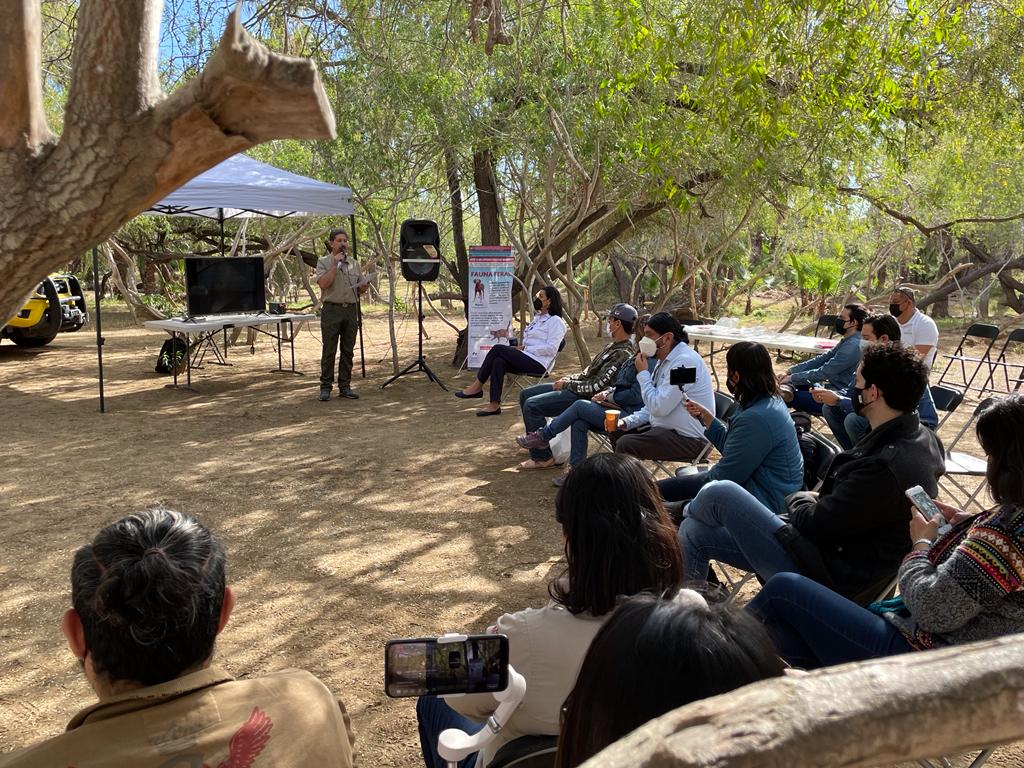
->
xmin=779 ymin=303 xmax=867 ymax=414
xmin=516 ymin=303 xmax=638 ymax=470
xmin=613 ymin=312 xmax=715 ymax=462
xmin=678 ymin=343 xmax=945 ymax=606
xmin=813 ymin=313 xmax=939 ymax=448
xmin=516 ymin=354 xmax=644 ymax=487
xmin=0 ymin=509 xmax=356 ymax=768
xmin=889 ymin=285 xmax=939 ymax=369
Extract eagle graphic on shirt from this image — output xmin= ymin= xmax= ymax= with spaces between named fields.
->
xmin=205 ymin=708 xmax=273 ymax=768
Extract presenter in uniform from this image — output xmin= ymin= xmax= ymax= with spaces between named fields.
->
xmin=316 ymin=228 xmax=366 ymax=401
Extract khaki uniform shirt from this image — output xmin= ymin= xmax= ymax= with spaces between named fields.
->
xmin=0 ymin=667 xmax=355 ymax=768
xmin=315 ymin=255 xmax=362 ymax=305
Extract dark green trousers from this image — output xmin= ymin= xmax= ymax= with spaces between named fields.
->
xmin=320 ymin=302 xmax=358 ymax=389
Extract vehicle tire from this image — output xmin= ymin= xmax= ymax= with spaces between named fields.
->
xmin=11 ymin=278 xmax=61 ymax=347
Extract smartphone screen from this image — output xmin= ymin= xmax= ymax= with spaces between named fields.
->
xmin=905 ymin=486 xmax=942 ymax=520
xmin=669 ymin=366 xmax=698 ymax=386
xmin=385 ymin=635 xmax=509 ymax=698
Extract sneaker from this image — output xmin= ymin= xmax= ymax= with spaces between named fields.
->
xmin=318 ymin=388 xmax=331 ymax=402
xmin=339 ymin=387 xmax=359 ymax=400
xmin=552 ymin=472 xmax=569 ymax=488
xmin=780 ymin=384 xmax=795 ymax=403
xmin=515 ymin=431 xmax=549 ymax=450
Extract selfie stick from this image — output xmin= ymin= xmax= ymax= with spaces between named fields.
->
xmin=438 ymin=664 xmax=527 ymax=767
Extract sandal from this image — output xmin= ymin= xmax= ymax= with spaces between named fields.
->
xmin=517 ymin=458 xmax=559 ymax=471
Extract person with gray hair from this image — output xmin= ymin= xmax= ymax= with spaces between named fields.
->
xmin=0 ymin=509 xmax=355 ymax=768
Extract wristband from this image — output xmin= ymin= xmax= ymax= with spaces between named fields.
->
xmin=912 ymin=538 xmax=933 ymax=549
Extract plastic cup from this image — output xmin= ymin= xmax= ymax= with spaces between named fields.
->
xmin=604 ymin=409 xmax=621 ymax=432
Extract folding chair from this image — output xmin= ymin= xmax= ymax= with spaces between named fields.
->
xmin=918 ymin=748 xmax=995 ymax=768
xmin=490 ymin=735 xmax=557 ymax=768
xmin=935 ymin=323 xmax=1000 ymax=392
xmin=651 ymin=391 xmax=737 ymax=479
xmin=975 ymin=327 xmax=1024 ymax=396
xmin=941 ymin=397 xmax=997 ymax=511
xmin=502 ymin=338 xmax=566 ymax=404
xmin=804 ymin=430 xmax=841 ymax=491
xmin=930 ymin=384 xmax=965 ymax=431
xmin=814 ymin=314 xmax=841 ymax=339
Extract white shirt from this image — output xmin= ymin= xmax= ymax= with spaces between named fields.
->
xmin=622 ymin=342 xmax=715 ymax=439
xmin=899 ymin=309 xmax=939 ymax=369
xmin=448 ymin=603 xmax=605 ymax=767
xmin=521 ymin=313 xmax=567 ymax=371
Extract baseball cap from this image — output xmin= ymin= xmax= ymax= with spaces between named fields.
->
xmin=894 ymin=286 xmax=916 ymax=302
xmin=607 ymin=303 xmax=639 ymax=324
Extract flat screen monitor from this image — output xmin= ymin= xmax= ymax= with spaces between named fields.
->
xmin=185 ymin=257 xmax=266 ymax=317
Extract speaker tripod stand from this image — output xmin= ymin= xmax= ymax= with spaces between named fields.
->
xmin=381 ymin=282 xmax=448 ymax=391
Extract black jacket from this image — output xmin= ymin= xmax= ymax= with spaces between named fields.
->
xmin=781 ymin=413 xmax=945 ymax=604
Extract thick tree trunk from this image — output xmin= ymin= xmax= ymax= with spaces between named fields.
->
xmin=0 ymin=1 xmax=335 ymax=324
xmin=473 ymin=148 xmax=501 ymax=246
xmin=927 ymin=230 xmax=955 ymax=318
xmin=584 ymin=635 xmax=1024 ymax=768
xmin=444 ymin=147 xmax=470 ymax=315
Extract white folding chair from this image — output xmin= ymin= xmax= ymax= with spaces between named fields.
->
xmin=941 ymin=397 xmax=997 ymax=511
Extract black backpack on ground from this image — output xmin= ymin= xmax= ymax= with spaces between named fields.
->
xmin=155 ymin=337 xmax=188 ymax=375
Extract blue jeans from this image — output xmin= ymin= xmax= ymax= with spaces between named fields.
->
xmin=539 ymin=399 xmax=609 ymax=466
xmin=677 ymin=480 xmax=798 ymax=584
xmin=845 ymin=413 xmax=870 ymax=445
xmin=790 ymin=387 xmax=824 ymax=415
xmin=657 ymin=470 xmax=712 ymax=503
xmin=821 ymin=403 xmax=855 ymax=450
xmin=519 ymin=385 xmax=580 ymax=460
xmin=747 ymin=572 xmax=913 ymax=669
xmin=417 ymin=696 xmax=481 ymax=768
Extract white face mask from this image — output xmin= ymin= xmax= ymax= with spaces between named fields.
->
xmin=860 ymin=340 xmax=872 ymax=352
xmin=638 ymin=336 xmax=658 ymax=357
xmin=605 ymin=322 xmax=613 ymax=337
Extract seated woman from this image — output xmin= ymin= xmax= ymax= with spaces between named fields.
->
xmin=555 ymin=592 xmax=785 ymax=768
xmin=416 ymin=453 xmax=683 ymax=768
xmin=658 ymin=341 xmax=804 ymax=515
xmin=748 ymin=394 xmax=1024 ymax=669
xmin=456 ymin=285 xmax=566 ymax=416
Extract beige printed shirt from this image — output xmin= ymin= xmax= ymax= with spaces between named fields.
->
xmin=0 ymin=667 xmax=355 ymax=768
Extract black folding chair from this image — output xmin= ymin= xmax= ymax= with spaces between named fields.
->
xmin=814 ymin=314 xmax=841 ymax=338
xmin=929 ymin=384 xmax=965 ymax=431
xmin=490 ymin=735 xmax=557 ymax=768
xmin=804 ymin=430 xmax=841 ymax=491
xmin=976 ymin=327 xmax=1024 ymax=396
xmin=935 ymin=323 xmax=1000 ymax=392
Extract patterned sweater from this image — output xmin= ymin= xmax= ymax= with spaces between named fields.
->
xmin=885 ymin=503 xmax=1024 ymax=649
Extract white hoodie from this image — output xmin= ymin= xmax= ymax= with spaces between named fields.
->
xmin=621 ymin=341 xmax=715 ymax=439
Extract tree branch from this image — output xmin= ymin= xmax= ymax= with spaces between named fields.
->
xmin=0 ymin=0 xmax=54 ymax=150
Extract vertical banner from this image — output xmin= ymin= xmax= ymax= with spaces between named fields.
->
xmin=467 ymin=245 xmax=515 ymax=369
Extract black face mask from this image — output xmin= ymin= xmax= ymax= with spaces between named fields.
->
xmin=725 ymin=377 xmax=737 ymax=395
xmin=851 ymin=385 xmax=870 ymax=415
xmin=889 ymin=303 xmax=903 ymax=317
xmin=533 ymin=297 xmax=543 ymax=312
xmin=834 ymin=317 xmax=849 ymax=335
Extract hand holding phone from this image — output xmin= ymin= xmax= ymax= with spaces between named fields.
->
xmin=905 ymin=486 xmax=952 ymax=536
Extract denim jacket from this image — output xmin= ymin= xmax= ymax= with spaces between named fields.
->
xmin=788 ymin=332 xmax=862 ymax=390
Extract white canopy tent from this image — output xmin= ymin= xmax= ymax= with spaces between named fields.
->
xmin=91 ymin=153 xmax=358 ymax=411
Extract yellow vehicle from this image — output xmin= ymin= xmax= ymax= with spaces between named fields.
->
xmin=2 ymin=274 xmax=88 ymax=347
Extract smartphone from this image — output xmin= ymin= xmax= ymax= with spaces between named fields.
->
xmin=905 ymin=486 xmax=952 ymax=534
xmin=812 ymin=382 xmax=825 ymax=390
xmin=669 ymin=366 xmax=697 ymax=386
xmin=384 ymin=634 xmax=509 ymax=698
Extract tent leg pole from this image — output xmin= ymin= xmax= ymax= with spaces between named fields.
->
xmin=92 ymin=246 xmax=106 ymax=413
xmin=350 ymin=213 xmax=365 ymax=378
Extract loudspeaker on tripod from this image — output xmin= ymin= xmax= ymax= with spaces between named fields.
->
xmin=400 ymin=219 xmax=441 ymax=282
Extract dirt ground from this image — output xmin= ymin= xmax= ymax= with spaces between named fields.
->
xmin=0 ymin=307 xmax=1018 ymax=766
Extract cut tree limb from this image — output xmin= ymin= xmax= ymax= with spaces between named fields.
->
xmin=582 ymin=634 xmax=1024 ymax=768
xmin=0 ymin=0 xmax=335 ymax=326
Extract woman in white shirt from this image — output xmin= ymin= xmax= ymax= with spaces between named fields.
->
xmin=456 ymin=285 xmax=567 ymax=416
xmin=416 ymin=453 xmax=684 ymax=767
